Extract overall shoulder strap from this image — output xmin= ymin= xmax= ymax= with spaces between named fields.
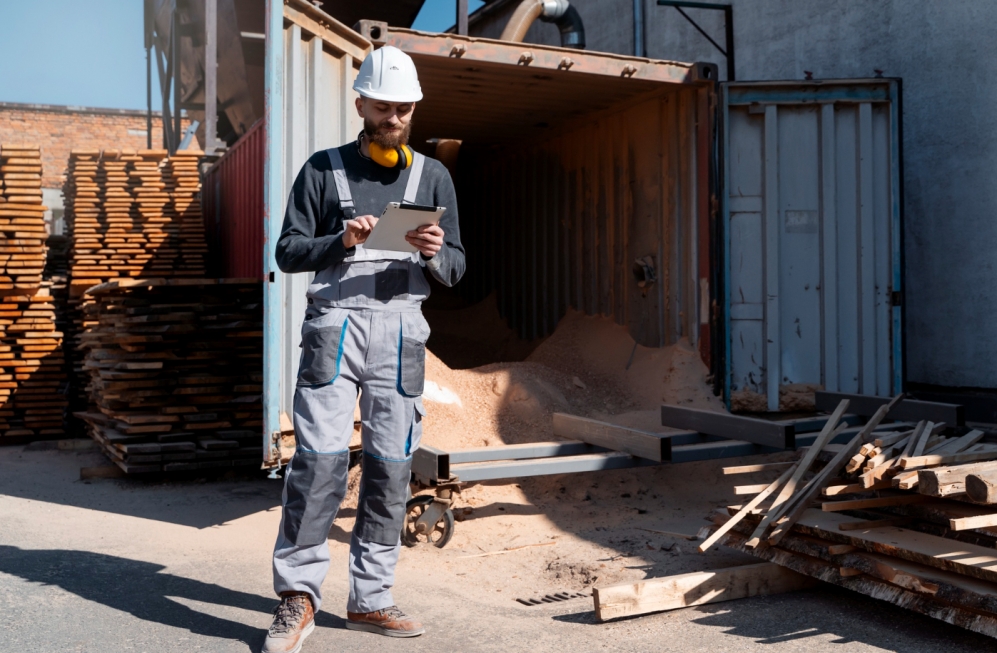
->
xmin=402 ymin=152 xmax=426 ymax=205
xmin=325 ymin=147 xmax=355 ymax=219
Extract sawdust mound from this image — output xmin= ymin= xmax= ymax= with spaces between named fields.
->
xmin=420 ymin=308 xmax=724 ymax=452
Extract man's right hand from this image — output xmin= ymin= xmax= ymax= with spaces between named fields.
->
xmin=342 ymin=215 xmax=378 ymax=249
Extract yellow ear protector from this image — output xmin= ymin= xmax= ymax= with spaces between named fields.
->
xmin=368 ymin=140 xmax=413 ymax=169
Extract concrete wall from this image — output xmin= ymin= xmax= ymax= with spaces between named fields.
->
xmin=470 ymin=0 xmax=997 ymax=390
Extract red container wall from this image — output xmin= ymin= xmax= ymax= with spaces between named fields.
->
xmin=203 ymin=119 xmax=265 ymax=279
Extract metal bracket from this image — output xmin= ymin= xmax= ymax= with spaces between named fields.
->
xmin=356 ymin=20 xmax=389 ymax=44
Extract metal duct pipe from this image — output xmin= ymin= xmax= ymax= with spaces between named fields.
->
xmin=500 ymin=0 xmax=586 ymax=49
xmin=633 ymin=0 xmax=645 ymax=57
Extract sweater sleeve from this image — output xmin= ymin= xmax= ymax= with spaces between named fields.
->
xmin=274 ymin=155 xmax=354 ymax=274
xmin=422 ymin=168 xmax=466 ymax=287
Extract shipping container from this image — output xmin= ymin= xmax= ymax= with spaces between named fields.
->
xmin=203 ymin=118 xmax=266 ymax=279
xmin=254 ymin=0 xmax=903 ymax=465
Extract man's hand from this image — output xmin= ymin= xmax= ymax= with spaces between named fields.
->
xmin=342 ymin=215 xmax=378 ymax=249
xmin=405 ymin=224 xmax=445 ymax=258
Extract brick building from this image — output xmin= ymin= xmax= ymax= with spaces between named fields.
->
xmin=0 ymin=102 xmax=196 ymax=233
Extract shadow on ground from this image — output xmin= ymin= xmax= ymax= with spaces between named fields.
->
xmin=552 ymin=585 xmax=991 ymax=651
xmin=0 ymin=545 xmax=344 ymax=649
xmin=0 ymin=446 xmax=283 ymax=529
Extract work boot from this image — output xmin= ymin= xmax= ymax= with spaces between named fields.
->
xmin=346 ymin=605 xmax=425 ymax=638
xmin=262 ymin=593 xmax=315 ymax=653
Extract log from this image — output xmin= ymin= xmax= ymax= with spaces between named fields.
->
xmin=917 ymin=463 xmax=997 ymax=497
xmin=592 ymin=562 xmax=814 ymax=621
xmin=967 ymin=470 xmax=997 ymax=505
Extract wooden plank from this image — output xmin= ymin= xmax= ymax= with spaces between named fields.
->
xmin=931 ymin=430 xmax=985 ymax=456
xmin=660 ymin=404 xmax=794 ymax=449
xmin=592 ymin=562 xmax=814 ymax=621
xmin=823 ymin=479 xmax=894 ymax=496
xmin=838 ymin=516 xmax=912 ymax=531
xmin=722 ymin=461 xmax=795 ymax=475
xmin=744 ymin=404 xmax=851 ymax=545
xmin=706 ymin=525 xmax=997 ymax=639
xmin=950 ymin=512 xmax=997 ymax=532
xmin=697 ymin=465 xmax=795 ymax=553
xmin=821 ymin=495 xmax=930 ymax=512
xmin=901 ymin=450 xmax=997 ymax=470
xmin=552 ymin=413 xmax=670 ymax=461
xmin=734 ymin=483 xmax=770 ymax=495
xmin=815 ymin=391 xmax=965 ymax=426
xmin=765 ymin=433 xmax=865 ymax=546
xmin=789 ymin=509 xmax=997 ymax=584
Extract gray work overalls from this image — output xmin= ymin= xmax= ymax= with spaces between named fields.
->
xmin=273 ymin=148 xmax=429 ymax=613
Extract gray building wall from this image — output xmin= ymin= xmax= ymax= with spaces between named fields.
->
xmin=470 ymin=0 xmax=997 ymax=390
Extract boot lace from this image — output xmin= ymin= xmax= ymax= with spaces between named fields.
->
xmin=381 ymin=605 xmax=408 ymax=620
xmin=270 ymin=596 xmax=308 ymax=635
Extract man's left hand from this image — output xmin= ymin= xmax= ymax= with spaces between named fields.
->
xmin=406 ymin=224 xmax=445 ymax=258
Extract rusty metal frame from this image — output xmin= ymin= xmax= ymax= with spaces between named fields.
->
xmin=355 ymin=22 xmax=717 ymax=87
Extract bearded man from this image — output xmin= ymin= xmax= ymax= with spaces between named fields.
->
xmin=262 ymin=45 xmax=465 ymax=653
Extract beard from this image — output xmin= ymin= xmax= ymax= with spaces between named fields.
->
xmin=364 ymin=117 xmax=412 ymax=149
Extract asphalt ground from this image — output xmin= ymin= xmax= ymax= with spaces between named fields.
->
xmin=0 ymin=444 xmax=992 ymax=653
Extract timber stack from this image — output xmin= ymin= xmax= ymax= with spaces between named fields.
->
xmin=75 ymin=278 xmax=263 ymax=473
xmin=63 ymin=148 xmax=209 ymax=414
xmin=0 ymin=145 xmax=68 ymax=440
xmin=699 ymin=393 xmax=997 ymax=639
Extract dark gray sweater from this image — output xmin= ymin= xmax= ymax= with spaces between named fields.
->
xmin=275 ymin=142 xmax=465 ymax=287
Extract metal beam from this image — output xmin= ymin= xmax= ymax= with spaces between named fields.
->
xmin=204 ymin=0 xmax=218 ymax=153
xmin=451 ymin=452 xmax=662 ymax=483
xmin=814 ymin=392 xmax=964 ymax=426
xmin=661 ymin=404 xmax=795 ymax=449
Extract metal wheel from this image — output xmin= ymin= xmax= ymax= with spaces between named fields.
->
xmin=403 ymin=495 xmax=455 ymax=548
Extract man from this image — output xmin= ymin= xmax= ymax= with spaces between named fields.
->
xmin=263 ymin=45 xmax=465 ymax=653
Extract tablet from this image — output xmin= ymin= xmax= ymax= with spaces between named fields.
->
xmin=363 ymin=202 xmax=446 ymax=253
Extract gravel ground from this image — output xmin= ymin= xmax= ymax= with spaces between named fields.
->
xmin=0 ymin=444 xmax=991 ymax=653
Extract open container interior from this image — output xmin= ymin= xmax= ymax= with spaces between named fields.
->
xmin=361 ymin=26 xmax=717 ymax=368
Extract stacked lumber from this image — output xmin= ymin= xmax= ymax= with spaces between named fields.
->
xmin=74 ymin=278 xmax=262 ymax=473
xmin=0 ymin=146 xmax=69 ymax=440
xmin=63 ymin=148 xmax=209 ymax=413
xmin=700 ymin=395 xmax=997 ymax=638
xmin=0 ymin=146 xmax=47 ymax=292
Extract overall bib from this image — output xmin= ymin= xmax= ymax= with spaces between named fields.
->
xmin=273 ymin=148 xmax=429 ymax=613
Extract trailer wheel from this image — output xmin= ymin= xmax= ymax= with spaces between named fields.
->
xmin=403 ymin=495 xmax=454 ymax=548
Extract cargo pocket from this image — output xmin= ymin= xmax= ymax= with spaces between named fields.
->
xmin=398 ymin=312 xmax=429 ymax=396
xmin=297 ymin=314 xmax=348 ymax=387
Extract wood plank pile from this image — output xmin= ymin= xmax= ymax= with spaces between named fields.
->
xmin=0 ymin=146 xmax=69 ymax=440
xmin=74 ymin=278 xmax=263 ymax=473
xmin=62 ymin=148 xmax=209 ymax=414
xmin=699 ymin=394 xmax=997 ymax=638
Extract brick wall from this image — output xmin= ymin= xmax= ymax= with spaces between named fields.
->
xmin=0 ymin=103 xmax=196 ymax=188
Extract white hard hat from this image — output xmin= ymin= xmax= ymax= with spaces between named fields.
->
xmin=353 ymin=46 xmax=423 ymax=103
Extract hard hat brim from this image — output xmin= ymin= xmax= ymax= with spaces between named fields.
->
xmin=354 ymin=84 xmax=423 ymax=103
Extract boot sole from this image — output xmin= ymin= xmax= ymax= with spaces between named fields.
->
xmin=263 ymin=620 xmax=314 ymax=653
xmin=345 ymin=620 xmax=425 ymax=638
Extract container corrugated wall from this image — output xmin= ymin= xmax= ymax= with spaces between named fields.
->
xmin=723 ymin=80 xmax=902 ymax=412
xmin=264 ymin=1 xmax=370 ymax=461
xmin=203 ymin=118 xmax=265 ymax=279
xmin=457 ymin=87 xmax=706 ymax=348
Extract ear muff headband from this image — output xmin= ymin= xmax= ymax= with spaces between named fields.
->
xmin=368 ymin=141 xmax=413 ymax=169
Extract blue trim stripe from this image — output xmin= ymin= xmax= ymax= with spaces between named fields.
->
xmin=404 ymin=420 xmax=413 ymax=457
xmin=296 ymin=446 xmax=349 ymax=455
xmin=365 ymin=450 xmax=411 ymax=464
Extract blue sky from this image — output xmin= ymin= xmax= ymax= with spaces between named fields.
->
xmin=0 ymin=1 xmax=477 ymax=111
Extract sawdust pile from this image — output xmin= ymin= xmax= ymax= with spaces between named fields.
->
xmin=420 ymin=306 xmax=724 ymax=453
